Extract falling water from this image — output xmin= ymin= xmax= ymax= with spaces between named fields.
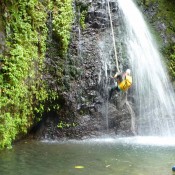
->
xmin=97 ymin=0 xmax=117 ymax=131
xmin=98 ymin=38 xmax=112 ymax=131
xmin=118 ymin=0 xmax=175 ymax=136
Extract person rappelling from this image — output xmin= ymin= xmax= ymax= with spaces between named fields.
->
xmin=107 ymin=0 xmax=132 ymax=100
xmin=108 ymin=69 xmax=132 ymax=100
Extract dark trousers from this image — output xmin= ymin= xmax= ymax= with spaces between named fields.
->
xmin=108 ymin=85 xmax=120 ymax=100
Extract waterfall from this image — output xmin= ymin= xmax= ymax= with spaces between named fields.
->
xmin=97 ymin=0 xmax=116 ymax=131
xmin=118 ymin=0 xmax=175 ymax=136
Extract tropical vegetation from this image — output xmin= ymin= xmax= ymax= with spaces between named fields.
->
xmin=0 ymin=0 xmax=73 ymax=149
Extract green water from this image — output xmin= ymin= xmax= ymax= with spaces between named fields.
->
xmin=0 ymin=137 xmax=175 ymax=175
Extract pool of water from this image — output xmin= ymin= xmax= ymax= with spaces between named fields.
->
xmin=0 ymin=136 xmax=175 ymax=175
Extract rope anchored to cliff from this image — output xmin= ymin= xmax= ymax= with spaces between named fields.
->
xmin=107 ymin=0 xmax=120 ymax=72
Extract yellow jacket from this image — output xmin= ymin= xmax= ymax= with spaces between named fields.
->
xmin=118 ymin=75 xmax=132 ymax=91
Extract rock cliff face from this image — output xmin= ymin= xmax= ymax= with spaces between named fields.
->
xmin=35 ymin=0 xmax=136 ymax=140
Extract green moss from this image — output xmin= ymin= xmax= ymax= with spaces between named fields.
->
xmin=162 ymin=44 xmax=175 ymax=80
xmin=52 ymin=0 xmax=74 ymax=56
xmin=80 ymin=10 xmax=87 ymax=30
xmin=0 ymin=0 xmax=50 ymax=149
xmin=75 ymin=1 xmax=88 ymax=30
xmin=0 ymin=0 xmax=75 ymax=149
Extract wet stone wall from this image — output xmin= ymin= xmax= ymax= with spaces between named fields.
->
xmin=35 ymin=0 xmax=135 ymax=140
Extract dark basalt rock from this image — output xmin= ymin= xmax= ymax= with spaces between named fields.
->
xmin=33 ymin=0 xmax=136 ymax=140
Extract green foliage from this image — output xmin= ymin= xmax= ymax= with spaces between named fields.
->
xmin=0 ymin=0 xmax=74 ymax=150
xmin=0 ymin=0 xmax=48 ymax=149
xmin=57 ymin=121 xmax=76 ymax=129
xmin=163 ymin=45 xmax=175 ymax=80
xmin=52 ymin=0 xmax=74 ymax=55
xmin=46 ymin=90 xmax=60 ymax=112
xmin=80 ymin=10 xmax=87 ymax=30
xmin=75 ymin=1 xmax=88 ymax=30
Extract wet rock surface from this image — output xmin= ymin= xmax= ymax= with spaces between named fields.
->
xmin=34 ymin=0 xmax=136 ymax=140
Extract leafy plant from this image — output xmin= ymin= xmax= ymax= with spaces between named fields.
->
xmin=57 ymin=121 xmax=76 ymax=129
xmin=52 ymin=0 xmax=74 ymax=55
xmin=0 ymin=0 xmax=74 ymax=149
xmin=80 ymin=10 xmax=87 ymax=30
xmin=0 ymin=0 xmax=48 ymax=149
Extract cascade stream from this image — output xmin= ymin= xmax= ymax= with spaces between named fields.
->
xmin=118 ymin=0 xmax=175 ymax=136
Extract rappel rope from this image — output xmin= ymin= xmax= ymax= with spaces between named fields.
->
xmin=107 ymin=0 xmax=120 ymax=72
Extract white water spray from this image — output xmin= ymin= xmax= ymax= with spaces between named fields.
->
xmin=118 ymin=0 xmax=175 ymax=136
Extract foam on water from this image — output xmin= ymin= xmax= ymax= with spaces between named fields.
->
xmin=42 ymin=136 xmax=175 ymax=146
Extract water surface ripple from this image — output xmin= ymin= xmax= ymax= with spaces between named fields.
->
xmin=0 ymin=137 xmax=175 ymax=175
